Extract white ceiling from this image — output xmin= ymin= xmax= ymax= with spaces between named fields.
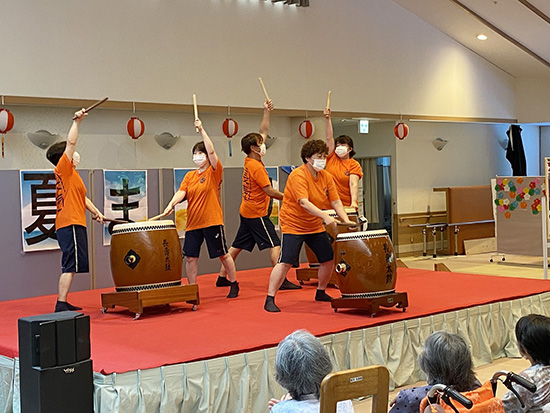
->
xmin=391 ymin=0 xmax=550 ymax=79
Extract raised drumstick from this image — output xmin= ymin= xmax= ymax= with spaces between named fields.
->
xmin=326 ymin=90 xmax=331 ymax=109
xmin=258 ymin=77 xmax=270 ymax=101
xmin=192 ymin=94 xmax=199 ymax=133
xmin=73 ymin=97 xmax=109 ymax=120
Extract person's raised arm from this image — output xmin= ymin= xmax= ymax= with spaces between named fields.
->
xmin=163 ymin=190 xmax=187 ymax=216
xmin=324 ymin=107 xmax=335 ymax=155
xmin=259 ymin=99 xmax=274 ymax=143
xmin=194 ymin=118 xmax=219 ymax=169
xmin=65 ymin=109 xmax=86 ymax=161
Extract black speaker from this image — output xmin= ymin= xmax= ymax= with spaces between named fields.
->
xmin=18 ymin=311 xmax=93 ymax=413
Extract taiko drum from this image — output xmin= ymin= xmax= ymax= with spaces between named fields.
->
xmin=333 ymin=230 xmax=396 ymax=297
xmin=109 ymin=220 xmax=182 ymax=292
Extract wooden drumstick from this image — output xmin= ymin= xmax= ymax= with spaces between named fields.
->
xmin=258 ymin=77 xmax=270 ymax=101
xmin=148 ymin=213 xmax=167 ymax=222
xmin=326 ymin=90 xmax=331 ymax=109
xmin=192 ymin=94 xmax=199 ymax=133
xmin=73 ymin=97 xmax=109 ymax=120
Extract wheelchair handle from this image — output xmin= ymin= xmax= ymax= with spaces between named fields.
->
xmin=508 ymin=372 xmax=537 ymax=393
xmin=427 ymin=384 xmax=473 ymax=410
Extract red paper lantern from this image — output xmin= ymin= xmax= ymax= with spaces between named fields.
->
xmin=394 ymin=122 xmax=409 ymax=140
xmin=299 ymin=120 xmax=315 ymax=139
xmin=127 ymin=117 xmax=145 ymax=139
xmin=222 ymin=118 xmax=238 ymax=138
xmin=0 ymin=109 xmax=14 ymax=134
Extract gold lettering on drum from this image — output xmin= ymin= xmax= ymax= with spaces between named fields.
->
xmin=383 ymin=243 xmax=393 ymax=283
xmin=162 ymin=239 xmax=171 ymax=271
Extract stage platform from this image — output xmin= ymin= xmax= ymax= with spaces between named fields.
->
xmin=1 ymin=267 xmax=549 ymax=412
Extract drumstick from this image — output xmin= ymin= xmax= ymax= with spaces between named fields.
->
xmin=192 ymin=94 xmax=199 ymax=133
xmin=326 ymin=90 xmax=331 ymax=109
xmin=148 ymin=213 xmax=167 ymax=222
xmin=73 ymin=97 xmax=109 ymax=120
xmin=92 ymin=215 xmax=128 ymax=224
xmin=258 ymin=77 xmax=270 ymax=101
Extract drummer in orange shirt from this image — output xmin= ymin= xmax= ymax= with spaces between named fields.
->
xmin=323 ymin=108 xmax=363 ymax=209
xmin=217 ymin=99 xmax=300 ymax=291
xmin=46 ymin=109 xmax=105 ymax=312
xmin=264 ymin=140 xmax=356 ymax=312
xmin=163 ymin=118 xmax=239 ymax=298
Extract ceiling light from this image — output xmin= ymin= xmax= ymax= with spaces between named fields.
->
xmin=477 ymin=34 xmax=488 ymax=40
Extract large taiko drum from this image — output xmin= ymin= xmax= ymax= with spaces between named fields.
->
xmin=333 ymin=230 xmax=396 ymax=298
xmin=304 ymin=207 xmax=360 ymax=265
xmin=110 ymin=220 xmax=183 ymax=292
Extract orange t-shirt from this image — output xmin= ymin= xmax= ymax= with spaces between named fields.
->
xmin=279 ymin=164 xmax=340 ymax=234
xmin=179 ymin=159 xmax=224 ymax=231
xmin=239 ymin=157 xmax=272 ymax=218
xmin=54 ymin=152 xmax=87 ymax=230
xmin=326 ymin=152 xmax=363 ymax=206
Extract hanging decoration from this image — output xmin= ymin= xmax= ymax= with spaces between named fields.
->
xmin=394 ymin=122 xmax=409 ymax=140
xmin=222 ymin=106 xmax=238 ymax=157
xmin=126 ymin=103 xmax=144 ymax=140
xmin=299 ymin=119 xmax=314 ymax=139
xmin=222 ymin=114 xmax=238 ymax=157
xmin=0 ymin=99 xmax=15 ymax=158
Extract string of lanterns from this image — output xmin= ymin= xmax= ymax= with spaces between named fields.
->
xmin=0 ymin=96 xmax=15 ymax=158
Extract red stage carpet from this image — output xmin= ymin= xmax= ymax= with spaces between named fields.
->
xmin=0 ymin=268 xmax=548 ymax=375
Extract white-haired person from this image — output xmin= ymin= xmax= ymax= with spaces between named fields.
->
xmin=502 ymin=314 xmax=550 ymax=413
xmin=389 ymin=331 xmax=480 ymax=413
xmin=269 ymin=330 xmax=354 ymax=413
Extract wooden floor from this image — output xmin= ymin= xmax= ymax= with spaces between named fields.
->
xmin=352 ymin=251 xmax=545 ymax=412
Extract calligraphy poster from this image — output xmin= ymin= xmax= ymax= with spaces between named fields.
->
xmin=103 ymin=170 xmax=148 ymax=245
xmin=173 ymin=168 xmax=194 ymax=238
xmin=20 ymin=170 xmax=59 ymax=252
xmin=266 ymin=167 xmax=279 ymax=230
xmin=493 ymin=176 xmax=545 ymax=256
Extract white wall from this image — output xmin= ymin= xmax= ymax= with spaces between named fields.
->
xmin=0 ymin=0 xmax=515 ymax=119
xmin=1 ymin=106 xmax=293 ymax=170
xmin=393 ymin=122 xmax=540 ymax=214
xmin=516 ymin=79 xmax=550 ymax=123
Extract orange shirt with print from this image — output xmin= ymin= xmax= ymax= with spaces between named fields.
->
xmin=54 ymin=153 xmax=87 ymax=230
xmin=179 ymin=158 xmax=224 ymax=231
xmin=326 ymin=152 xmax=363 ymax=206
xmin=279 ymin=164 xmax=340 ymax=234
xmin=239 ymin=157 xmax=272 ymax=218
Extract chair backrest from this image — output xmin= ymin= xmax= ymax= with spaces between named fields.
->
xmin=319 ymin=365 xmax=390 ymax=413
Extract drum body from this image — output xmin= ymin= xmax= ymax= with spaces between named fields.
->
xmin=333 ymin=230 xmax=396 ymax=298
xmin=110 ymin=220 xmax=183 ymax=292
xmin=304 ymin=208 xmax=359 ymax=265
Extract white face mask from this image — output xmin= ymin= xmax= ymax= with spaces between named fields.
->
xmin=335 ymin=146 xmax=349 ymax=158
xmin=193 ymin=153 xmax=207 ymax=167
xmin=72 ymin=151 xmax=80 ymax=167
xmin=255 ymin=143 xmax=267 ymax=157
xmin=311 ymin=158 xmax=326 ymax=171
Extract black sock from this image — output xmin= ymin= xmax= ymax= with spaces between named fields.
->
xmin=315 ymin=289 xmax=333 ymax=302
xmin=264 ymin=295 xmax=281 ymax=312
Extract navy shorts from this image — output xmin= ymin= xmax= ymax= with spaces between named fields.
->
xmin=56 ymin=225 xmax=89 ymax=273
xmin=279 ymin=232 xmax=333 ymax=267
xmin=183 ymin=225 xmax=229 ymax=259
xmin=232 ymin=214 xmax=281 ymax=252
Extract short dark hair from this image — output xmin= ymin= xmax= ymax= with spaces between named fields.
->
xmin=335 ymin=135 xmax=356 ymax=157
xmin=418 ymin=331 xmax=478 ymax=392
xmin=241 ymin=133 xmax=262 ymax=155
xmin=300 ymin=139 xmax=328 ymax=163
xmin=192 ymin=141 xmax=206 ymax=154
xmin=46 ymin=141 xmax=67 ymax=166
xmin=516 ymin=314 xmax=550 ymax=365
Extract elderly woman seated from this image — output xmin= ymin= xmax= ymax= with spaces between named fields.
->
xmin=269 ymin=329 xmax=354 ymax=413
xmin=502 ymin=314 xmax=550 ymax=413
xmin=389 ymin=331 xmax=480 ymax=413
